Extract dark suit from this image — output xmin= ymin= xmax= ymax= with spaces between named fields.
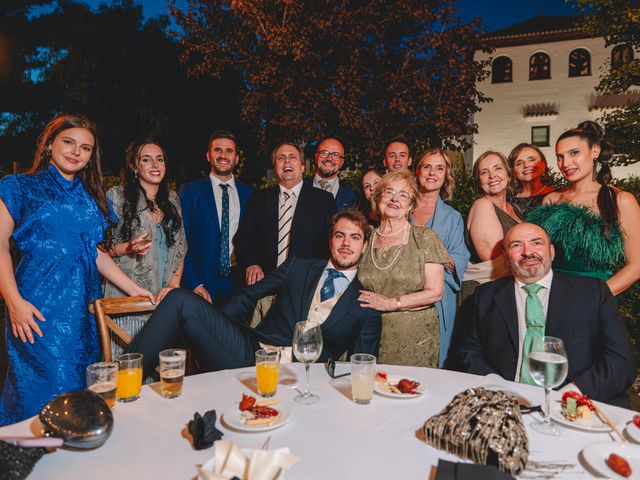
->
xmin=234 ymin=183 xmax=336 ymax=276
xmin=304 ymin=177 xmax=357 ymax=211
xmin=179 ymin=177 xmax=254 ymax=302
xmin=459 ymin=273 xmax=636 ymax=405
xmin=127 ymin=257 xmax=381 ymax=378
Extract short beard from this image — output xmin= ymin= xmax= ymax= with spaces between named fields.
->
xmin=318 ymin=165 xmax=337 ymax=178
xmin=212 ymin=162 xmax=234 ymax=177
xmin=332 ymin=254 xmax=361 ymax=270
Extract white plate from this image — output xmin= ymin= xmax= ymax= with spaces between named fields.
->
xmin=626 ymin=421 xmax=640 ymax=444
xmin=199 ymin=448 xmax=285 ymax=480
xmin=549 ymin=400 xmax=619 ymax=432
xmin=222 ymin=403 xmax=291 ymax=433
xmin=373 ymin=376 xmax=424 ymax=399
xmin=581 ymin=441 xmax=640 ymax=479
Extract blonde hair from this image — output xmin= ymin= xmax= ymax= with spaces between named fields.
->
xmin=416 ymin=149 xmax=456 ymax=201
xmin=473 ymin=150 xmax=512 ymax=194
xmin=371 ymin=170 xmax=419 ymax=218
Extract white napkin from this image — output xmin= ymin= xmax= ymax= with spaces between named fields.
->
xmin=199 ymin=439 xmax=299 ymax=480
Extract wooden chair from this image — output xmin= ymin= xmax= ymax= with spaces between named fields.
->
xmin=90 ymin=296 xmax=156 ymax=362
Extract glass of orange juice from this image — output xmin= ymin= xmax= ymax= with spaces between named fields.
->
xmin=255 ymin=349 xmax=280 ymax=398
xmin=116 ymin=353 xmax=143 ymax=402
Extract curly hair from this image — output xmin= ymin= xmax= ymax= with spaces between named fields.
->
xmin=120 ymin=140 xmax=182 ymax=247
xmin=28 ymin=113 xmax=114 ymax=247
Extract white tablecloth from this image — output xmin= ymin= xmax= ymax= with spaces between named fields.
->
xmin=0 ymin=364 xmax=636 ymax=479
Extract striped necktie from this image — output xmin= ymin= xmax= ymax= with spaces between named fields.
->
xmin=277 ymin=191 xmax=293 ymax=266
xmin=219 ymin=184 xmax=231 ymax=277
xmin=519 ymin=283 xmax=545 ymax=385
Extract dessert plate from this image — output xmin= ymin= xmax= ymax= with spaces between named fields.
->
xmin=222 ymin=403 xmax=291 ymax=433
xmin=373 ymin=376 xmax=424 ymax=399
xmin=581 ymin=441 xmax=640 ymax=479
xmin=549 ymin=401 xmax=619 ymax=432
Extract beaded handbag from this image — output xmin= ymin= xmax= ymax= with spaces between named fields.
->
xmin=422 ymin=387 xmax=528 ymax=475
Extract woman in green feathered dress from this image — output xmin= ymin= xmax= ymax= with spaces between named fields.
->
xmin=527 ymin=121 xmax=640 ymax=296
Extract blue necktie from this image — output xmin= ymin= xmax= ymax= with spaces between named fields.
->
xmin=320 ymin=269 xmax=345 ymax=302
xmin=219 ymin=184 xmax=231 ymax=277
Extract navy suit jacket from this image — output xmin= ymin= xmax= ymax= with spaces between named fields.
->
xmin=234 ymin=183 xmax=336 ymax=277
xmin=179 ymin=177 xmax=254 ymax=301
xmin=304 ymin=177 xmax=357 ymax=211
xmin=221 ymin=257 xmax=381 ymax=359
xmin=459 ymin=273 xmax=636 ymax=405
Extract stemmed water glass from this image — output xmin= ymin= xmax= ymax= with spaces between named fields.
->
xmin=527 ymin=336 xmax=569 ymax=435
xmin=292 ymin=321 xmax=323 ymax=405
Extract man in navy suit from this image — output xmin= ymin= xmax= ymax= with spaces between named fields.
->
xmin=235 ymin=141 xmax=336 ymax=286
xmin=179 ymin=130 xmax=253 ymax=303
xmin=127 ymin=209 xmax=381 ymax=378
xmin=305 ymin=138 xmax=357 ymax=211
xmin=460 ymin=223 xmax=635 ymax=406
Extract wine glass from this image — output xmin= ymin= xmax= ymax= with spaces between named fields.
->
xmin=292 ymin=321 xmax=323 ymax=405
xmin=527 ymin=336 xmax=568 ymax=435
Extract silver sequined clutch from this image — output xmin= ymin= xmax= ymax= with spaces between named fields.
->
xmin=422 ymin=387 xmax=528 ymax=475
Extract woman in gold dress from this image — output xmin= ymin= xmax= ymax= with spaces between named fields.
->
xmin=357 ymin=170 xmax=450 ymax=367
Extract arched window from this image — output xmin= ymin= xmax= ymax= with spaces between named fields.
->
xmin=611 ymin=44 xmax=634 ymax=70
xmin=569 ymin=48 xmax=591 ymax=77
xmin=492 ymin=56 xmax=512 ymax=83
xmin=529 ymin=52 xmax=551 ymax=80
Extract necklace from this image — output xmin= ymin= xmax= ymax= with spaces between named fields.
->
xmin=375 ymin=222 xmax=409 ymax=237
xmin=521 ymin=184 xmax=547 ymax=198
xmin=370 ymin=225 xmax=409 ymax=271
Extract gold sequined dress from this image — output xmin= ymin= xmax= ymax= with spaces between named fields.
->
xmin=357 ymin=226 xmax=450 ymax=367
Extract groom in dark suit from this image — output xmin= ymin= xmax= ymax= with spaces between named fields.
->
xmin=179 ymin=131 xmax=253 ymax=303
xmin=460 ymin=223 xmax=636 ymax=406
xmin=127 ymin=209 xmax=381 ymax=378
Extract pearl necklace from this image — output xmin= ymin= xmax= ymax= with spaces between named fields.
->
xmin=370 ymin=225 xmax=409 ymax=271
xmin=375 ymin=222 xmax=409 ymax=237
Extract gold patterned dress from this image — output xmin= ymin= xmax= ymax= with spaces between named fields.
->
xmin=357 ymin=226 xmax=450 ymax=367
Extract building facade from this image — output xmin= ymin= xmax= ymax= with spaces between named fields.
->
xmin=469 ymin=16 xmax=639 ymax=178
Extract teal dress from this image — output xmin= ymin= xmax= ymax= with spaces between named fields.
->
xmin=527 ymin=203 xmax=625 ymax=282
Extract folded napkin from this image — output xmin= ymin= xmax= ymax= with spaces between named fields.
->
xmin=188 ymin=410 xmax=224 ymax=450
xmin=435 ymin=460 xmax=514 ymax=480
xmin=199 ymin=439 xmax=299 ymax=480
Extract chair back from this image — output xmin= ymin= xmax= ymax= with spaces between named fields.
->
xmin=90 ymin=296 xmax=156 ymax=362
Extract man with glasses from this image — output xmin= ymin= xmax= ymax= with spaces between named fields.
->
xmin=306 ymin=138 xmax=357 ymax=211
xmin=235 ymin=141 xmax=336 ymax=286
xmin=179 ymin=130 xmax=254 ymax=303
xmin=383 ymin=136 xmax=413 ymax=172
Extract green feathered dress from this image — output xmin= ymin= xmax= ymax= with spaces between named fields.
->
xmin=526 ymin=203 xmax=625 ymax=281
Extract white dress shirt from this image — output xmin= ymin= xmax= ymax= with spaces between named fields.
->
xmin=279 ymin=180 xmax=304 ymax=215
xmin=209 ymin=174 xmax=240 ymax=256
xmin=513 ymin=269 xmax=554 ymax=381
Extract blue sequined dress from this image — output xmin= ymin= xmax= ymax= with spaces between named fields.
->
xmin=0 ymin=164 xmax=110 ymax=426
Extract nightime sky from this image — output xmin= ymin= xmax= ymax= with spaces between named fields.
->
xmin=75 ymin=0 xmax=579 ymax=31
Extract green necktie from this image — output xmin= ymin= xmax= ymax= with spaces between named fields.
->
xmin=519 ymin=283 xmax=545 ymax=385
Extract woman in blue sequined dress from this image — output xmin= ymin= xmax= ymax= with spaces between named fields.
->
xmin=0 ymin=114 xmax=153 ymax=426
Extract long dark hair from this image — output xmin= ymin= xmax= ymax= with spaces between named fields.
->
xmin=29 ymin=113 xmax=113 ymax=246
xmin=120 ymin=140 xmax=181 ymax=247
xmin=557 ymin=121 xmax=617 ymax=236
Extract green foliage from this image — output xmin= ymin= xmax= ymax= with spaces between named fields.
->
xmin=577 ymin=0 xmax=640 ymax=165
xmin=171 ymin=0 xmax=491 ymax=164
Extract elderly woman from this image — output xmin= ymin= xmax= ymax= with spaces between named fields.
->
xmin=360 ymin=169 xmax=381 ymax=226
xmin=413 ymin=149 xmax=469 ymax=367
xmin=105 ymin=139 xmax=187 ymax=355
xmin=462 ymin=151 xmax=522 ymax=298
xmin=357 ymin=170 xmax=450 ymax=368
xmin=507 ymin=143 xmax=556 ymax=217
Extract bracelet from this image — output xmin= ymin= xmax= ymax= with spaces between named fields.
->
xmin=394 ymin=296 xmax=402 ymax=311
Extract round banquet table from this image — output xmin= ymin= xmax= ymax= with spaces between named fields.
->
xmin=0 ymin=364 xmax=636 ymax=479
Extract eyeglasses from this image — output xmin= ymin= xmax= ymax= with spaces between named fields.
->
xmin=324 ymin=356 xmax=350 ymax=379
xmin=381 ymin=187 xmax=412 ymax=202
xmin=316 ymin=150 xmax=344 ymax=160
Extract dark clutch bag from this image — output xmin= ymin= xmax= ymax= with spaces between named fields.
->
xmin=39 ymin=389 xmax=114 ymax=449
xmin=422 ymin=387 xmax=528 ymax=475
